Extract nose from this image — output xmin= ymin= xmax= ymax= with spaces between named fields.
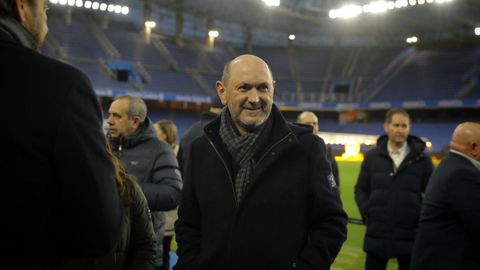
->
xmin=107 ymin=115 xmax=114 ymax=125
xmin=247 ymin=89 xmax=260 ymax=103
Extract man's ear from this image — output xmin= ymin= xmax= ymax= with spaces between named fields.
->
xmin=13 ymin=0 xmax=27 ymax=23
xmin=215 ymin=81 xmax=227 ymax=106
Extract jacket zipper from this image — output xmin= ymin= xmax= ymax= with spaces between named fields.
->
xmin=206 ymin=136 xmax=237 ymax=206
xmin=255 ymin=132 xmax=292 ymax=166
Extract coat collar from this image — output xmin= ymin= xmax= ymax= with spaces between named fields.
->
xmin=0 ymin=13 xmax=36 ymax=49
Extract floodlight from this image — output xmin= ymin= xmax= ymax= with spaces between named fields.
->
xmin=92 ymin=2 xmax=99 ymax=9
xmin=121 ymin=6 xmax=129 ymax=15
xmin=99 ymin=3 xmax=107 ymax=10
xmin=75 ymin=0 xmax=82 ymax=7
xmin=59 ymin=0 xmax=67 ymax=5
xmin=84 ymin=1 xmax=92 ymax=8
xmin=67 ymin=0 xmax=75 ymax=6
xmin=475 ymin=27 xmax=480 ymax=36
xmin=387 ymin=1 xmax=396 ymax=9
xmin=114 ymin=5 xmax=122 ymax=13
xmin=288 ymin=34 xmax=295 ymax=40
xmin=262 ymin=0 xmax=280 ymax=7
xmin=49 ymin=0 xmax=59 ymax=4
xmin=208 ymin=30 xmax=219 ymax=38
xmin=417 ymin=0 xmax=425 ymax=4
xmin=107 ymin=4 xmax=115 ymax=12
xmin=145 ymin=21 xmax=156 ymax=28
xmin=409 ymin=0 xmax=416 ymax=6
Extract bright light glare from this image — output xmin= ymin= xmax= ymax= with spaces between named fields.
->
xmin=75 ymin=0 xmax=83 ymax=7
xmin=418 ymin=0 xmax=426 ymax=4
xmin=409 ymin=0 xmax=416 ymax=6
xmin=92 ymin=2 xmax=99 ymax=9
xmin=67 ymin=0 xmax=75 ymax=6
xmin=49 ymin=0 xmax=59 ymax=4
xmin=99 ymin=3 xmax=107 ymax=10
xmin=208 ymin=30 xmax=219 ymax=38
xmin=387 ymin=1 xmax=395 ymax=9
xmin=59 ymin=0 xmax=67 ymax=5
xmin=107 ymin=4 xmax=114 ymax=12
xmin=84 ymin=1 xmax=92 ymax=8
xmin=145 ymin=21 xmax=156 ymax=28
xmin=329 ymin=4 xmax=362 ymax=19
xmin=406 ymin=36 xmax=418 ymax=43
xmin=369 ymin=1 xmax=388 ymax=13
xmin=114 ymin=5 xmax=122 ymax=13
xmin=475 ymin=27 xmax=480 ymax=36
xmin=121 ymin=6 xmax=129 ymax=14
xmin=262 ymin=0 xmax=280 ymax=7
xmin=288 ymin=34 xmax=295 ymax=40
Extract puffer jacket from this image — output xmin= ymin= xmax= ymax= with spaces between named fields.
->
xmin=109 ymin=118 xmax=182 ymax=267
xmin=355 ymin=134 xmax=434 ymax=258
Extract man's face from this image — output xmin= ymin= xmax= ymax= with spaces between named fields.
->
xmin=107 ymin=99 xmax=138 ymax=139
xmin=19 ymin=0 xmax=49 ymax=49
xmin=384 ymin=113 xmax=410 ymax=146
xmin=216 ymin=56 xmax=274 ymax=135
xmin=297 ymin=112 xmax=319 ymax=134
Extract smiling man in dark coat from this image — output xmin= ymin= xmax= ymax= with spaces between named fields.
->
xmin=411 ymin=122 xmax=480 ymax=270
xmin=174 ymin=54 xmax=348 ymax=270
xmin=2 ymin=0 xmax=123 ymax=269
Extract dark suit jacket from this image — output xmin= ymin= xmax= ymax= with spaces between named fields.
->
xmin=2 ymin=17 xmax=123 ymax=269
xmin=411 ymin=152 xmax=480 ymax=270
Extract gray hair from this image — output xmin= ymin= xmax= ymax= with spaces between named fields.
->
xmin=114 ymin=95 xmax=147 ymax=123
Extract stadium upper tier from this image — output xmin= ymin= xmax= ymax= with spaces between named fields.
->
xmin=44 ymin=9 xmax=480 ymax=106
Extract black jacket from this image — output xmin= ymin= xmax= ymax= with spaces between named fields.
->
xmin=177 ymin=111 xmax=218 ymax=173
xmin=355 ymin=134 xmax=434 ymax=258
xmin=64 ymin=179 xmax=156 ymax=270
xmin=2 ymin=14 xmax=123 ymax=269
xmin=411 ymin=152 xmax=480 ymax=270
xmin=175 ymin=105 xmax=348 ymax=270
xmin=109 ymin=119 xmax=182 ymax=267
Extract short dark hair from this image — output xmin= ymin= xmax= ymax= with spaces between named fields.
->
xmin=385 ymin=108 xmax=410 ymax=124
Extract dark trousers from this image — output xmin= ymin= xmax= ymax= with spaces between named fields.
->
xmin=365 ymin=252 xmax=410 ymax=270
xmin=159 ymin=235 xmax=173 ymax=270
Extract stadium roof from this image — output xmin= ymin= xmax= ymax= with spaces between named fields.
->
xmin=149 ymin=0 xmax=480 ymax=41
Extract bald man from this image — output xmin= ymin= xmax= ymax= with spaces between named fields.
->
xmin=297 ymin=111 xmax=340 ymax=187
xmin=175 ymin=55 xmax=347 ymax=270
xmin=411 ymin=122 xmax=480 ymax=270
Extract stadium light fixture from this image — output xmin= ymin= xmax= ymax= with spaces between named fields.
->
xmin=475 ymin=27 xmax=480 ymax=36
xmin=406 ymin=36 xmax=418 ymax=43
xmin=288 ymin=34 xmax=295 ymax=40
xmin=262 ymin=0 xmax=280 ymax=7
xmin=208 ymin=30 xmax=220 ymax=38
xmin=330 ymin=0 xmax=454 ymax=19
xmin=49 ymin=0 xmax=129 ymax=15
xmin=145 ymin=21 xmax=157 ymax=28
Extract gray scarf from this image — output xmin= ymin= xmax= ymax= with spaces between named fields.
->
xmin=219 ymin=108 xmax=272 ymax=205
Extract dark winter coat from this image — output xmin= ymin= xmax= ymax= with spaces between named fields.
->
xmin=411 ymin=152 xmax=480 ymax=270
xmin=177 ymin=111 xmax=218 ymax=173
xmin=355 ymin=134 xmax=434 ymax=258
xmin=109 ymin=119 xmax=182 ymax=267
xmin=64 ymin=179 xmax=156 ymax=270
xmin=175 ymin=105 xmax=348 ymax=270
xmin=2 ymin=14 xmax=124 ymax=270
